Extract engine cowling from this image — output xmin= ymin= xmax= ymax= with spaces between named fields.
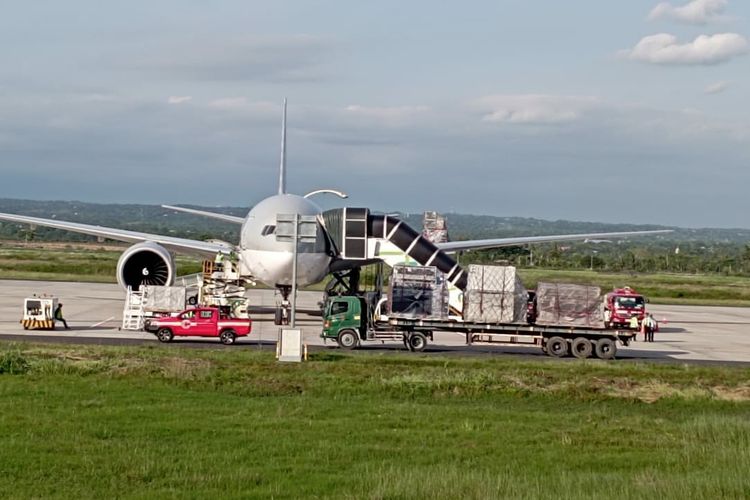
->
xmin=116 ymin=242 xmax=175 ymax=291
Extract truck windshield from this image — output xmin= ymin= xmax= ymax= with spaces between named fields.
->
xmin=615 ymin=296 xmax=644 ymax=309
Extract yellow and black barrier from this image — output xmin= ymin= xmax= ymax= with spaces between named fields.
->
xmin=21 ymin=319 xmax=55 ymax=330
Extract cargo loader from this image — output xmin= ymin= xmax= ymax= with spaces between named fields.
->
xmin=321 ymin=265 xmax=635 ymax=359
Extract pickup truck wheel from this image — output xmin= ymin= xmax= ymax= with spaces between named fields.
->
xmin=219 ymin=330 xmax=237 ymax=345
xmin=157 ymin=328 xmax=173 ymax=343
xmin=546 ymin=336 xmax=568 ymax=357
xmin=571 ymin=337 xmax=593 ymax=359
xmin=595 ymin=338 xmax=617 ymax=360
xmin=337 ymin=330 xmax=359 ymax=350
xmin=408 ymin=332 xmax=427 ymax=353
xmin=220 ymin=330 xmax=237 ymax=345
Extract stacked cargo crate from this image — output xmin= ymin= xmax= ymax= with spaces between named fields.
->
xmin=463 ymin=265 xmax=527 ymax=324
xmin=388 ymin=265 xmax=449 ymax=319
xmin=535 ymin=282 xmax=605 ymax=328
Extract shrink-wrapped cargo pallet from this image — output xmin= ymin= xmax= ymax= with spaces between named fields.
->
xmin=463 ymin=265 xmax=527 ymax=324
xmin=535 ymin=282 xmax=605 ymax=328
xmin=143 ymin=285 xmax=187 ymax=313
xmin=389 ymin=265 xmax=448 ymax=319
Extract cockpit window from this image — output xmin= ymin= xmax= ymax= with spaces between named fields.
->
xmin=261 ymin=225 xmax=276 ymax=236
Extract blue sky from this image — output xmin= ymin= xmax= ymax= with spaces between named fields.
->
xmin=0 ymin=0 xmax=748 ymax=227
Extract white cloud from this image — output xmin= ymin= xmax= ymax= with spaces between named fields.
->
xmin=474 ymin=95 xmax=598 ymax=125
xmin=704 ymin=81 xmax=730 ymax=94
xmin=648 ymin=0 xmax=729 ymax=25
xmin=167 ymin=96 xmax=192 ymax=105
xmin=621 ymin=33 xmax=748 ymax=65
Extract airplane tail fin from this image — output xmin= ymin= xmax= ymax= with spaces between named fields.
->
xmin=278 ymin=98 xmax=287 ymax=195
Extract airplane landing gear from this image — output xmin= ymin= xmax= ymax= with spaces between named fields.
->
xmin=274 ymin=285 xmax=292 ymax=326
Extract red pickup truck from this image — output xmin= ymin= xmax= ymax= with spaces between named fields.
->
xmin=144 ymin=307 xmax=252 ymax=345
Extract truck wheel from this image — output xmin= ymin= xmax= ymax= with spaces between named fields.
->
xmin=571 ymin=337 xmax=593 ymax=359
xmin=546 ymin=336 xmax=568 ymax=357
xmin=220 ymin=330 xmax=237 ymax=345
xmin=337 ymin=330 xmax=359 ymax=350
xmin=157 ymin=328 xmax=173 ymax=343
xmin=408 ymin=332 xmax=427 ymax=352
xmin=595 ymin=338 xmax=617 ymax=360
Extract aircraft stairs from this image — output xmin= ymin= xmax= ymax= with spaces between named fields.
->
xmin=322 ymin=208 xmax=468 ymax=290
xmin=121 ymin=286 xmax=147 ymax=331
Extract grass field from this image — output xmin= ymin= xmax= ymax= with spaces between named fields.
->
xmin=4 ymin=242 xmax=750 ymax=305
xmin=0 ymin=343 xmax=749 ymax=498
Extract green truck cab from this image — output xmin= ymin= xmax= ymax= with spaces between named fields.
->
xmin=321 ymin=295 xmax=431 ymax=351
xmin=322 ymin=296 xmax=367 ymax=349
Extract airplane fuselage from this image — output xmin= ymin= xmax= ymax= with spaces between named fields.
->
xmin=239 ymin=194 xmax=331 ymax=288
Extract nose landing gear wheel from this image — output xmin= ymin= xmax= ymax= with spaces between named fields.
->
xmin=274 ymin=306 xmax=290 ymax=326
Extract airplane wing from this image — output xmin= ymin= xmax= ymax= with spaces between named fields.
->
xmin=161 ymin=205 xmax=245 ymax=224
xmin=435 ymin=229 xmax=673 ymax=253
xmin=0 ymin=212 xmax=234 ymax=257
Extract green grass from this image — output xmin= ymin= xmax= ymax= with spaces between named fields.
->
xmin=0 ymin=344 xmax=748 ymax=498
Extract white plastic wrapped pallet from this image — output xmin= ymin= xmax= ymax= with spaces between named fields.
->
xmin=535 ymin=282 xmax=605 ymax=328
xmin=143 ymin=285 xmax=187 ymax=313
xmin=389 ymin=265 xmax=449 ymax=319
xmin=463 ymin=265 xmax=527 ymax=323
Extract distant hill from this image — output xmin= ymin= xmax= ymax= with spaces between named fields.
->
xmin=1 ymin=198 xmax=750 ymax=245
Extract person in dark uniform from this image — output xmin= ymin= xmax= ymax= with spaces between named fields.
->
xmin=55 ymin=303 xmax=70 ymax=329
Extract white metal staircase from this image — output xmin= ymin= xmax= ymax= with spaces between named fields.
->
xmin=121 ymin=286 xmax=147 ymax=331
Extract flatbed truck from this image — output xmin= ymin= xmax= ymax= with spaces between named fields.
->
xmin=321 ymin=295 xmax=635 ymax=360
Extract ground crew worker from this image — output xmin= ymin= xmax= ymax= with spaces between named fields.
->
xmin=54 ymin=303 xmax=70 ymax=330
xmin=643 ymin=313 xmax=657 ymax=342
xmin=628 ymin=315 xmax=639 ymax=333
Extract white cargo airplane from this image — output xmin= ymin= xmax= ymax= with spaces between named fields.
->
xmin=0 ymin=100 xmax=671 ymax=321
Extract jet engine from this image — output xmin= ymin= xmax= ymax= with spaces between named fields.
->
xmin=116 ymin=242 xmax=175 ymax=290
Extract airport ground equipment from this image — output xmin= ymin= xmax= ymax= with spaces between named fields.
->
xmin=143 ymin=307 xmax=252 ymax=344
xmin=121 ymin=286 xmax=147 ymax=331
xmin=321 ymin=264 xmax=634 ymax=359
xmin=21 ymin=296 xmax=58 ymax=330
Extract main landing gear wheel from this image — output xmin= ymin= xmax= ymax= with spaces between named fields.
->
xmin=546 ymin=336 xmax=568 ymax=358
xmin=337 ymin=330 xmax=359 ymax=350
xmin=571 ymin=337 xmax=593 ymax=359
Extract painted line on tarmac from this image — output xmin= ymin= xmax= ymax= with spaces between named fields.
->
xmin=667 ymin=321 xmax=750 ymax=325
xmin=90 ymin=317 xmax=115 ymax=328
